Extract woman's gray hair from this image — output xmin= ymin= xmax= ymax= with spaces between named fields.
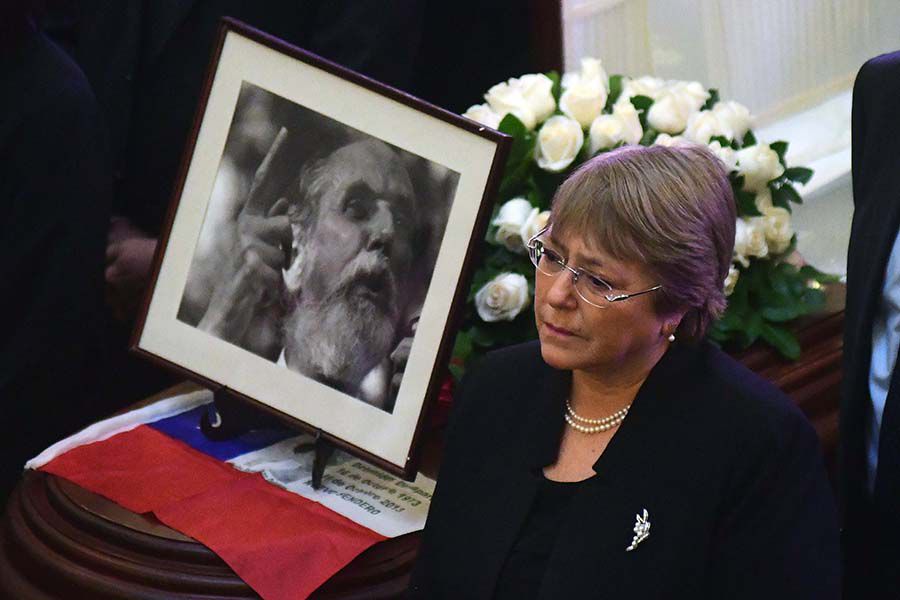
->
xmin=550 ymin=143 xmax=736 ymax=340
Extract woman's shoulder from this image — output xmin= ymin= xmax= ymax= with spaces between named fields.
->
xmin=681 ymin=341 xmax=818 ymax=450
xmin=454 ymin=340 xmax=551 ymax=406
xmin=446 ymin=341 xmax=555 ymax=433
xmin=471 ymin=340 xmax=550 ymax=376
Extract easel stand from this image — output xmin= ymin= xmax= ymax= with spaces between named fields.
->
xmin=200 ymin=386 xmax=335 ymax=489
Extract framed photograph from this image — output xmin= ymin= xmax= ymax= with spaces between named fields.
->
xmin=133 ymin=18 xmax=509 ymax=478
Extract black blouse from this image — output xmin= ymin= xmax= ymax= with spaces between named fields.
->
xmin=493 ymin=476 xmax=591 ymax=599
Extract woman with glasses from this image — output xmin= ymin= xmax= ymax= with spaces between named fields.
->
xmin=410 ymin=144 xmax=840 ymax=599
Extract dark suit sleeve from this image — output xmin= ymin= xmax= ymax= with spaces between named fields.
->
xmin=1 ymin=34 xmax=112 ymax=499
xmin=851 ymin=60 xmax=868 ymax=207
xmin=407 ymin=355 xmax=493 ymax=597
xmin=705 ymin=405 xmax=841 ymax=599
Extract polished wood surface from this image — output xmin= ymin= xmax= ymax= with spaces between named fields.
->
xmin=0 ymin=471 xmax=419 ymax=599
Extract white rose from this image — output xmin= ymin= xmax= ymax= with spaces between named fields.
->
xmin=754 ymin=187 xmax=773 ymax=212
xmin=520 ymin=209 xmax=551 ymax=243
xmin=485 ymin=80 xmax=536 ymax=130
xmin=589 ymin=103 xmax=643 ymax=152
xmin=463 ymin=103 xmax=502 ymax=129
xmin=615 ymin=75 xmax=666 ymax=109
xmin=735 ymin=144 xmax=785 ymax=193
xmin=486 ymin=74 xmax=556 ymax=131
xmin=683 ymin=110 xmax=727 ymax=144
xmin=733 ymin=217 xmax=769 ymax=267
xmin=561 ymin=57 xmax=608 ymax=89
xmin=724 ymin=264 xmax=740 ymax=296
xmin=493 ymin=198 xmax=534 ymax=252
xmin=559 ymin=81 xmax=607 ymax=128
xmin=518 ymin=74 xmax=557 ymax=124
xmin=711 ymin=101 xmax=752 ymax=142
xmin=535 ymin=115 xmax=584 ymax=172
xmin=475 ymin=273 xmax=531 ymax=322
xmin=669 ymin=81 xmax=710 ymax=113
xmin=760 ymin=206 xmax=793 ymax=254
xmin=559 ymin=58 xmax=609 ymax=127
xmin=653 ymin=133 xmax=687 ymax=147
xmin=708 ymin=140 xmax=738 ymax=172
xmin=647 ymin=93 xmax=692 ymax=134
xmin=647 ymin=81 xmax=709 ymax=134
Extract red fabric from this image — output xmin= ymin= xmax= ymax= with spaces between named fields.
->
xmin=429 ymin=373 xmax=455 ymax=430
xmin=39 ymin=426 xmax=386 ymax=599
xmin=40 ymin=426 xmax=250 ymax=513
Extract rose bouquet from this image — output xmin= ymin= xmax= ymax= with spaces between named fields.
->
xmin=450 ymin=58 xmax=835 ymax=377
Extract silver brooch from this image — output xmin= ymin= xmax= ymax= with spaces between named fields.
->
xmin=625 ymin=508 xmax=650 ymax=551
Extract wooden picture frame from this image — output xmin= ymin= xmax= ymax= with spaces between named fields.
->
xmin=132 ymin=17 xmax=510 ymax=478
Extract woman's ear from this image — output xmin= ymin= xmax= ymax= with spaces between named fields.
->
xmin=660 ymin=308 xmax=687 ymax=339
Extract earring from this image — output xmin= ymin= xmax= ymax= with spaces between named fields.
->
xmin=667 ymin=333 xmax=675 ymax=343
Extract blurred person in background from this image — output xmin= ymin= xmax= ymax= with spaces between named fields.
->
xmin=842 ymin=50 xmax=900 ymax=599
xmin=43 ymin=0 xmax=425 ymax=402
xmin=0 ymin=0 xmax=111 ymax=505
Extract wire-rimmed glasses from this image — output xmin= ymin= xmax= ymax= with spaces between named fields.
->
xmin=526 ymin=226 xmax=662 ymax=308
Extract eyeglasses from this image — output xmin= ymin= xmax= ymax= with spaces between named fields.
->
xmin=526 ymin=226 xmax=662 ymax=308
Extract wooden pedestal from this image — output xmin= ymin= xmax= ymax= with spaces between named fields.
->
xmin=0 ymin=471 xmax=418 ymax=599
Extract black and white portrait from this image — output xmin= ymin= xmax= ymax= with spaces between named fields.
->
xmin=177 ymin=82 xmax=459 ymax=413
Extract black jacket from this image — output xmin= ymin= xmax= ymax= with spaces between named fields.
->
xmin=1 ymin=28 xmax=112 ymax=502
xmin=841 ymin=51 xmax=900 ymax=596
xmin=411 ymin=340 xmax=840 ymax=599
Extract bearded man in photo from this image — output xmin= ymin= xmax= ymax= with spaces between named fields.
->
xmin=190 ymin=135 xmax=423 ymax=412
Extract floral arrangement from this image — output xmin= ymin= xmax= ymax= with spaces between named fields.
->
xmin=451 ymin=58 xmax=835 ymax=377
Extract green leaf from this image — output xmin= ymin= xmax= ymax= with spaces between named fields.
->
xmin=639 ymin=128 xmax=659 ymax=146
xmin=630 ymin=95 xmax=654 ymax=111
xmin=452 ymin=330 xmax=474 ymax=364
xmin=498 ymin=113 xmax=528 ymax=138
xmin=735 ymin=189 xmax=762 ymax=216
xmin=469 ymin=325 xmax=496 ymax=348
xmin=775 ymin=183 xmax=803 ymax=206
xmin=742 ymin=130 xmax=757 ymax=148
xmin=531 ymin=169 xmax=566 ymax=205
xmin=798 ymin=265 xmax=841 ymax=284
xmin=605 ymin=75 xmax=624 ymax=112
xmin=716 ymin=305 xmax=746 ymax=332
xmin=740 ymin=312 xmax=763 ymax=348
xmin=448 ymin=362 xmax=464 ymax=382
xmin=759 ymin=322 xmax=801 ymax=360
xmin=770 ymin=141 xmax=789 ymax=163
xmin=760 ymin=304 xmax=804 ymax=322
xmin=701 ymin=88 xmax=720 ymax=111
xmin=784 ymin=166 xmax=814 ymax=185
xmin=770 ymin=184 xmax=802 ymax=211
xmin=709 ymin=135 xmax=731 ymax=148
xmin=547 ymin=71 xmax=562 ymax=105
xmin=800 ymin=287 xmax=827 ymax=313
xmin=498 ymin=124 xmax=536 ymax=199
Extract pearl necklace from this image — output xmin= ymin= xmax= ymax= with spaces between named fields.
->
xmin=564 ymin=399 xmax=631 ymax=434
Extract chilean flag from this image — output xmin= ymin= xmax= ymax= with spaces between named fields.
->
xmin=26 ymin=390 xmax=433 ymax=600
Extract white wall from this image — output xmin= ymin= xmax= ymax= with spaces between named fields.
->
xmin=562 ymin=0 xmax=900 ymax=277
xmin=563 ymin=0 xmax=900 ymax=124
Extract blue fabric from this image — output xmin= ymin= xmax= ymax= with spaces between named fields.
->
xmin=150 ymin=406 xmax=295 ymax=462
xmin=868 ymin=228 xmax=900 ymax=491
